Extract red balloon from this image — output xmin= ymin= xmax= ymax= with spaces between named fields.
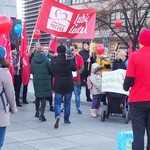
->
xmin=96 ymin=44 xmax=105 ymax=55
xmin=34 ymin=30 xmax=41 ymax=39
xmin=0 ymin=16 xmax=13 ymax=34
xmin=114 ymin=19 xmax=122 ymax=28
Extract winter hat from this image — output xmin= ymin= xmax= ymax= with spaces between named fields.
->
xmin=82 ymin=40 xmax=90 ymax=46
xmin=138 ymin=29 xmax=150 ymax=47
xmin=57 ymin=45 xmax=66 ymax=53
xmin=0 ymin=46 xmax=6 ymax=59
xmin=95 ymin=66 xmax=102 ymax=74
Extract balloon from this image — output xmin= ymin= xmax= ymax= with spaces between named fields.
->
xmin=14 ymin=24 xmax=22 ymax=35
xmin=34 ymin=30 xmax=41 ymax=39
xmin=96 ymin=44 xmax=105 ymax=55
xmin=0 ymin=16 xmax=13 ymax=34
xmin=114 ymin=19 xmax=122 ymax=28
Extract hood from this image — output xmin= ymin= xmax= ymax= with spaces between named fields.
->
xmin=91 ymin=63 xmax=102 ymax=74
xmin=138 ymin=29 xmax=150 ymax=47
xmin=32 ymin=52 xmax=47 ymax=64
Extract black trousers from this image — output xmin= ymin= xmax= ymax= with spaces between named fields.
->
xmin=130 ymin=102 xmax=150 ymax=150
xmin=23 ymin=84 xmax=28 ymax=102
xmin=35 ymin=98 xmax=47 ymax=116
xmin=81 ymin=74 xmax=91 ymax=101
xmin=14 ymin=75 xmax=22 ymax=105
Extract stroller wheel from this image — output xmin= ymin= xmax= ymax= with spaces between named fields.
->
xmin=125 ymin=111 xmax=129 ymax=124
xmin=101 ymin=110 xmax=106 ymax=122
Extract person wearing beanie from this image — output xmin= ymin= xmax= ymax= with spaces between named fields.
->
xmin=0 ymin=46 xmax=18 ymax=150
xmin=123 ymin=29 xmax=150 ymax=150
xmin=89 ymin=63 xmax=102 ymax=117
xmin=79 ymin=40 xmax=96 ymax=102
xmin=51 ymin=45 xmax=76 ymax=129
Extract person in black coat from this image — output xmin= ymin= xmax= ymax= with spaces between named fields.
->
xmin=79 ymin=40 xmax=96 ymax=102
xmin=112 ymin=49 xmax=127 ymax=70
xmin=51 ymin=45 xmax=76 ymax=129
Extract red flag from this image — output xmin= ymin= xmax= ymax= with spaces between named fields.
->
xmin=49 ymin=36 xmax=57 ymax=53
xmin=0 ymin=33 xmax=14 ymax=81
xmin=20 ymin=23 xmax=30 ymax=85
xmin=35 ymin=0 xmax=96 ymax=39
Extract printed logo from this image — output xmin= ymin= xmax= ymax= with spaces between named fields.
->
xmin=47 ymin=6 xmax=73 ymax=32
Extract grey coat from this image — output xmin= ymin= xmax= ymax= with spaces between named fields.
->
xmin=0 ymin=68 xmax=18 ymax=127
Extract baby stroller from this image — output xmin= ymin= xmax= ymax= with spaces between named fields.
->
xmin=101 ymin=92 xmax=130 ymax=124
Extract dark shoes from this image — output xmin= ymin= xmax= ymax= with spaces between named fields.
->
xmin=60 ymin=108 xmax=64 ymax=113
xmin=64 ymin=120 xmax=71 ymax=124
xmin=87 ymin=98 xmax=92 ymax=102
xmin=17 ymin=104 xmax=22 ymax=107
xmin=35 ymin=112 xmax=39 ymax=118
xmin=23 ymin=101 xmax=28 ymax=104
xmin=77 ymin=109 xmax=82 ymax=114
xmin=39 ymin=115 xmax=47 ymax=122
xmin=50 ymin=106 xmax=54 ymax=112
xmin=54 ymin=117 xmax=60 ymax=129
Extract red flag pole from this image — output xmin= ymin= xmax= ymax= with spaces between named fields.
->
xmin=28 ymin=28 xmax=35 ymax=54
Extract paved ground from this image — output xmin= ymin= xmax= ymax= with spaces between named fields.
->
xmin=2 ymin=80 xmax=132 ymax=150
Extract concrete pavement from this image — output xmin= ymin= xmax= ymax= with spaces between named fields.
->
xmin=2 ymin=80 xmax=132 ymax=150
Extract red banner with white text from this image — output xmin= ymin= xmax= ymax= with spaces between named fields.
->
xmin=35 ymin=0 xmax=96 ymax=39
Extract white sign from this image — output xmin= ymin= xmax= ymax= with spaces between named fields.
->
xmin=102 ymin=69 xmax=129 ymax=95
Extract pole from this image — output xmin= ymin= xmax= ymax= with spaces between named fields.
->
xmin=28 ymin=28 xmax=35 ymax=53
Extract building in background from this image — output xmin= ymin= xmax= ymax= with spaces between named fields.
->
xmin=0 ymin=0 xmax=21 ymax=47
xmin=0 ymin=0 xmax=17 ymax=18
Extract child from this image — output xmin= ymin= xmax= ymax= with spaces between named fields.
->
xmin=89 ymin=63 xmax=102 ymax=117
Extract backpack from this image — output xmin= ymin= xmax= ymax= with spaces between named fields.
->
xmin=86 ymin=76 xmax=93 ymax=90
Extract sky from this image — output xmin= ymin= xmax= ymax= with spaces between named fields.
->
xmin=16 ymin=0 xmax=22 ymax=19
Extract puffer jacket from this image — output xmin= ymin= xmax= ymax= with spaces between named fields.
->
xmin=31 ymin=52 xmax=53 ymax=98
xmin=0 ymin=68 xmax=18 ymax=127
xmin=90 ymin=63 xmax=102 ymax=95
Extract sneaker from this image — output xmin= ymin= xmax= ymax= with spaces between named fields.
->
xmin=50 ymin=106 xmax=54 ymax=112
xmin=77 ymin=109 xmax=82 ymax=114
xmin=54 ymin=117 xmax=60 ymax=129
xmin=60 ymin=108 xmax=64 ymax=113
xmin=39 ymin=115 xmax=47 ymax=122
xmin=64 ymin=120 xmax=71 ymax=124
xmin=35 ymin=112 xmax=39 ymax=118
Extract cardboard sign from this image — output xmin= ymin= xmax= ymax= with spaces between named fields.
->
xmin=102 ymin=69 xmax=129 ymax=95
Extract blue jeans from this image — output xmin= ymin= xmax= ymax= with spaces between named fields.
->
xmin=0 ymin=127 xmax=6 ymax=149
xmin=54 ymin=92 xmax=72 ymax=122
xmin=74 ymin=85 xmax=81 ymax=110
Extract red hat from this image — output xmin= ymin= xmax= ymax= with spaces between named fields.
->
xmin=138 ymin=29 xmax=150 ymax=47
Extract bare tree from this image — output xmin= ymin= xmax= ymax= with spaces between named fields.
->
xmin=95 ymin=0 xmax=150 ymax=51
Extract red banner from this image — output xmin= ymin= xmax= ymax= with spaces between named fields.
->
xmin=49 ymin=36 xmax=57 ymax=53
xmin=20 ymin=23 xmax=30 ymax=85
xmin=0 ymin=33 xmax=14 ymax=81
xmin=35 ymin=0 xmax=96 ymax=39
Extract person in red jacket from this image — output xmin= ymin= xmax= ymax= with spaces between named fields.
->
xmin=123 ymin=29 xmax=150 ymax=150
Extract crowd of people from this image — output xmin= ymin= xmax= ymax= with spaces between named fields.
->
xmin=0 ymin=29 xmax=150 ymax=150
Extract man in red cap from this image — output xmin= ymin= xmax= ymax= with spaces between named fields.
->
xmin=123 ymin=29 xmax=150 ymax=150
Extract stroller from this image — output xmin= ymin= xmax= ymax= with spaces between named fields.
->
xmin=101 ymin=92 xmax=130 ymax=124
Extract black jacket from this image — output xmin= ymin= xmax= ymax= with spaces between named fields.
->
xmin=51 ymin=54 xmax=76 ymax=94
xmin=112 ymin=59 xmax=126 ymax=70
